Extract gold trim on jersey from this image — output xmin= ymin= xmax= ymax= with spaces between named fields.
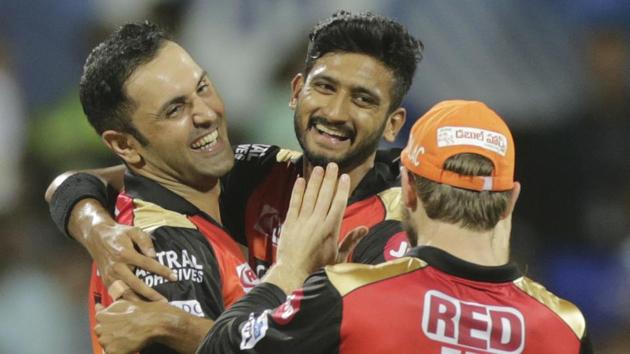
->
xmin=377 ymin=187 xmax=403 ymax=221
xmin=132 ymin=199 xmax=196 ymax=232
xmin=514 ymin=277 xmax=586 ymax=338
xmin=276 ymin=148 xmax=303 ymax=163
xmin=325 ymin=257 xmax=427 ymax=296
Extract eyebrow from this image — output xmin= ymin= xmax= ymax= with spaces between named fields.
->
xmin=156 ymin=70 xmax=208 ymax=116
xmin=313 ymin=74 xmax=381 ymax=103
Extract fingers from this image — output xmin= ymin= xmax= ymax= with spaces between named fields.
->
xmin=112 ymin=265 xmax=167 ymax=302
xmin=129 ymin=229 xmax=156 ymax=258
xmin=324 ymin=173 xmax=350 ymax=228
xmin=126 ymin=251 xmax=176 ymax=282
xmin=337 ymin=226 xmax=369 ymax=263
xmin=300 ymin=166 xmax=325 ymax=215
xmin=107 ymin=280 xmax=130 ymax=301
xmin=313 ymin=163 xmax=340 ymax=216
xmin=285 ymin=177 xmax=306 ymax=224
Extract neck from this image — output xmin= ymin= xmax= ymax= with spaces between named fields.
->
xmin=132 ymin=168 xmax=223 ymax=223
xmin=415 ymin=217 xmax=510 ymax=266
xmin=303 ymin=153 xmax=376 ymax=195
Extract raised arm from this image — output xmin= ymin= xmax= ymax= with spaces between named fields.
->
xmin=45 ymin=166 xmax=175 ymax=301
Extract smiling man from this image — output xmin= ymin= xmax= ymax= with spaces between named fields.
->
xmin=45 ymin=11 xmax=423 ymax=353
xmin=69 ymin=22 xmax=257 ymax=354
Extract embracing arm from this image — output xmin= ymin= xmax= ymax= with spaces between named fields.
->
xmin=45 ymin=165 xmax=174 ymax=301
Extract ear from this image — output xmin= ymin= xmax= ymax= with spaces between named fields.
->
xmin=501 ymin=181 xmax=521 ymax=219
xmin=101 ymin=130 xmax=143 ymax=165
xmin=400 ymin=166 xmax=418 ymax=211
xmin=382 ymin=107 xmax=406 ymax=143
xmin=289 ymin=73 xmax=304 ymax=110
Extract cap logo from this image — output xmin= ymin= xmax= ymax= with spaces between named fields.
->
xmin=437 ymin=126 xmax=507 ymax=156
xmin=406 ymin=135 xmax=425 ymax=166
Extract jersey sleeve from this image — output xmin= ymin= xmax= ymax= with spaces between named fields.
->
xmin=350 ymin=219 xmax=411 ymax=265
xmin=220 ymin=144 xmax=282 ymax=245
xmin=197 ymin=271 xmax=342 ymax=354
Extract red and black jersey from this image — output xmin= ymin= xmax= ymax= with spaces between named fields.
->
xmin=220 ymin=144 xmax=411 ymax=276
xmin=88 ymin=173 xmax=258 ymax=354
xmin=198 ymin=246 xmax=592 ymax=354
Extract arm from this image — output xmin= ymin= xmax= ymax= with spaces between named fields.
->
xmin=95 ymin=300 xmax=213 ymax=354
xmin=46 ymin=167 xmax=175 ymax=301
xmin=197 ymin=163 xmax=352 ymax=353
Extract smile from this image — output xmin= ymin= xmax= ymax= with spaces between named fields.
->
xmin=190 ymin=130 xmax=219 ymax=151
xmin=313 ymin=123 xmax=351 ymax=141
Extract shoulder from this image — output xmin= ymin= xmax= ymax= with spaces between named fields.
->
xmin=324 ymin=257 xmax=428 ymax=296
xmin=126 ymin=198 xmax=196 ymax=232
xmin=513 ymin=277 xmax=587 ymax=339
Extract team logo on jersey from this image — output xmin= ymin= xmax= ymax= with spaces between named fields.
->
xmin=236 ymin=263 xmax=260 ymax=293
xmin=383 ymin=232 xmax=410 ymax=260
xmin=253 ymin=204 xmax=283 ymax=246
xmin=422 ymin=290 xmax=525 ymax=354
xmin=271 ymin=289 xmax=304 ymax=325
xmin=240 ymin=310 xmax=271 ymax=349
xmin=234 ymin=144 xmax=271 ymax=161
xmin=169 ymin=300 xmax=205 ymax=317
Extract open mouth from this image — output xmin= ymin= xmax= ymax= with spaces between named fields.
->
xmin=313 ymin=123 xmax=352 ymax=142
xmin=190 ymin=130 xmax=219 ymax=151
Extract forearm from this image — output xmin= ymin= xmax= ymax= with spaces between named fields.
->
xmin=262 ymin=263 xmax=309 ymax=295
xmin=157 ymin=308 xmax=214 ymax=354
xmin=68 ymin=198 xmax=117 ymax=248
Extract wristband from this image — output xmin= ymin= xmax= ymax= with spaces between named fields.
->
xmin=49 ymin=173 xmax=108 ymax=238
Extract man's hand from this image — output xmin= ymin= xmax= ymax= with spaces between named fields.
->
xmin=265 ymin=163 xmax=351 ymax=293
xmin=71 ymin=199 xmax=176 ymax=301
xmin=94 ymin=300 xmax=213 ymax=354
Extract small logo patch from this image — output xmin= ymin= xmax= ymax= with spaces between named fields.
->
xmin=240 ymin=310 xmax=271 ymax=349
xmin=271 ymin=289 xmax=304 ymax=325
xmin=384 ymin=232 xmax=410 ymax=260
xmin=236 ymin=263 xmax=260 ymax=293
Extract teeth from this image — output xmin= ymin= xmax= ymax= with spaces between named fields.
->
xmin=315 ymin=124 xmax=348 ymax=138
xmin=191 ymin=130 xmax=218 ymax=149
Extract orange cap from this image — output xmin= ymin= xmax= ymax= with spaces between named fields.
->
xmin=401 ymin=100 xmax=515 ymax=191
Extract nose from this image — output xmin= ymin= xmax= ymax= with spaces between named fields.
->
xmin=320 ymin=92 xmax=349 ymax=123
xmin=191 ymin=96 xmax=219 ymax=127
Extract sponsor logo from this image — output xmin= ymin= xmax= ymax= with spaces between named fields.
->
xmin=406 ymin=135 xmax=425 ymax=167
xmin=169 ymin=300 xmax=205 ymax=317
xmin=384 ymin=232 xmax=410 ymax=260
xmin=253 ymin=204 xmax=283 ymax=246
xmin=236 ymin=263 xmax=260 ymax=293
xmin=271 ymin=289 xmax=304 ymax=325
xmin=437 ymin=127 xmax=507 ymax=156
xmin=240 ymin=310 xmax=271 ymax=349
xmin=135 ymin=249 xmax=204 ymax=287
xmin=253 ymin=259 xmax=272 ymax=278
xmin=234 ymin=144 xmax=271 ymax=161
xmin=422 ymin=290 xmax=525 ymax=354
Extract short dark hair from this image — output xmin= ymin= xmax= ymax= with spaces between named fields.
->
xmin=79 ymin=21 xmax=171 ymax=145
xmin=304 ymin=10 xmax=423 ymax=111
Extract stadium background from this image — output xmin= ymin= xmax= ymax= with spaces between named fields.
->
xmin=0 ymin=0 xmax=628 ymax=352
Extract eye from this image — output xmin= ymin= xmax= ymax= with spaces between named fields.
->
xmin=197 ymin=82 xmax=209 ymax=95
xmin=166 ymin=103 xmax=184 ymax=118
xmin=354 ymin=94 xmax=377 ymax=107
xmin=314 ymin=81 xmax=335 ymax=92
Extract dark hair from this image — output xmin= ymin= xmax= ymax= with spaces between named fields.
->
xmin=413 ymin=154 xmax=512 ymax=231
xmin=79 ymin=21 xmax=171 ymax=145
xmin=304 ymin=10 xmax=423 ymax=111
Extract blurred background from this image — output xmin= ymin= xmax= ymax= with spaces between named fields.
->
xmin=0 ymin=0 xmax=628 ymax=352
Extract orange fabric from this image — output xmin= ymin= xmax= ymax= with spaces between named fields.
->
xmin=401 ymin=100 xmax=515 ymax=191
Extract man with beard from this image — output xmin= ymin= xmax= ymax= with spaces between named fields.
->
xmin=46 ymin=10 xmax=422 ymax=352
xmin=197 ymin=100 xmax=593 ymax=354
xmin=47 ymin=10 xmax=422 ymax=293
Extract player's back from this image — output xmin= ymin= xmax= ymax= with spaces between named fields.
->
xmin=327 ymin=246 xmax=590 ymax=354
